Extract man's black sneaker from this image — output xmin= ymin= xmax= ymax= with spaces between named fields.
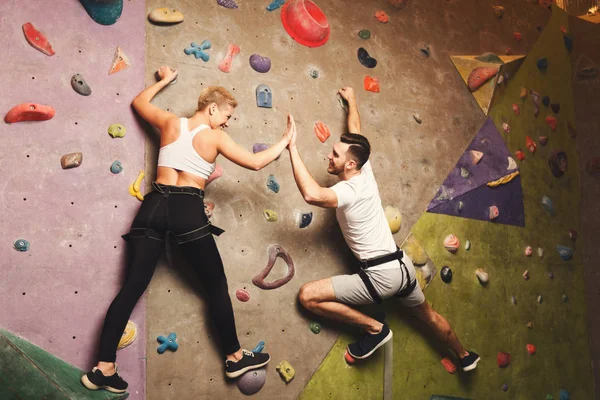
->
xmin=460 ymin=351 xmax=481 ymax=371
xmin=347 ymin=323 xmax=393 ymax=360
xmin=81 ymin=366 xmax=128 ymax=393
xmin=225 ymin=349 xmax=271 ymax=379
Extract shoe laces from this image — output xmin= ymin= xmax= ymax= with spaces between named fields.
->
xmin=242 ymin=349 xmax=255 ymax=358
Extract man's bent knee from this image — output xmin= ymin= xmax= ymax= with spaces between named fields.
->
xmin=298 ymin=282 xmax=316 ymax=309
xmin=298 ymin=279 xmax=335 ymax=310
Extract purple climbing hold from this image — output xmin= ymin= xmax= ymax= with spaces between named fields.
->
xmin=217 ymin=0 xmax=238 ymax=9
xmin=502 ymin=384 xmax=509 ymax=392
xmin=250 ymin=54 xmax=271 ymax=73
xmin=237 ymin=368 xmax=267 ymax=395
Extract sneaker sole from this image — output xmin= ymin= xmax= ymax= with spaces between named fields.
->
xmin=225 ymin=357 xmax=271 ymax=379
xmin=347 ymin=330 xmax=393 ymax=360
xmin=462 ymin=356 xmax=481 ymax=372
xmin=81 ymin=375 xmax=127 ymax=394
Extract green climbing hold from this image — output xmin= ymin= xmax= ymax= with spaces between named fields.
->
xmin=310 ymin=322 xmax=321 ymax=334
xmin=13 ymin=239 xmax=30 ymax=252
xmin=547 ymin=395 xmax=554 ymax=400
xmin=108 ymin=123 xmax=126 ymax=138
xmin=474 ymin=52 xmax=504 ymax=64
xmin=358 ymin=29 xmax=371 ymax=39
xmin=263 ymin=209 xmax=278 ymax=222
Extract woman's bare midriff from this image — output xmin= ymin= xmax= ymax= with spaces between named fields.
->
xmin=156 ymin=166 xmax=207 ymax=189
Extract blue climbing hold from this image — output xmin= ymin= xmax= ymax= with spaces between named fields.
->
xmin=266 ymin=174 xmax=280 ymax=193
xmin=79 ymin=0 xmax=123 ymax=26
xmin=157 ymin=333 xmax=179 ymax=354
xmin=556 ymin=245 xmax=574 ymax=261
xmin=252 ymin=340 xmax=265 ymax=353
xmin=184 ymin=40 xmax=211 ymax=62
xmin=563 ymin=35 xmax=573 ymax=53
xmin=266 ymin=0 xmax=285 ymax=11
xmin=537 ymin=57 xmax=548 ymax=71
xmin=13 ymin=239 xmax=30 ymax=252
xmin=559 ymin=389 xmax=570 ymax=400
xmin=542 ymin=95 xmax=550 ymax=107
xmin=299 ymin=212 xmax=313 ymax=228
xmin=256 ymin=84 xmax=272 ymax=108
xmin=110 ymin=160 xmax=123 ymax=174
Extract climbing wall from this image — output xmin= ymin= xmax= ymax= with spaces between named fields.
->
xmin=569 ymin=12 xmax=600 ymax=400
xmin=141 ymin=1 xmax=561 ymax=399
xmin=303 ymin=4 xmax=593 ymax=399
xmin=0 ymin=0 xmax=147 ymax=398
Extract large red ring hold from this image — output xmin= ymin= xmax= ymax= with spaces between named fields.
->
xmin=280 ymin=0 xmax=330 ymax=48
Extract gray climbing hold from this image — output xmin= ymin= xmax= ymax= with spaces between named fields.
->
xmin=299 ymin=212 xmax=313 ymax=228
xmin=460 ymin=167 xmax=469 ymax=178
xmin=71 ymin=74 xmax=92 ymax=96
xmin=110 ymin=160 xmax=123 ymax=174
xmin=511 ymin=295 xmax=517 ymax=305
xmin=266 ymin=174 xmax=280 ymax=193
xmin=256 ymin=84 xmax=272 ymax=108
xmin=237 ymin=369 xmax=266 ymax=395
xmin=310 ymin=69 xmax=319 ymax=79
xmin=13 ymin=239 xmax=30 ymax=252
xmin=562 ymin=294 xmax=569 ymax=303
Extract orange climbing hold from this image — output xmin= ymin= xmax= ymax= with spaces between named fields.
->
xmin=108 ymin=46 xmax=131 ymax=75
xmin=375 ymin=11 xmax=389 ymax=23
xmin=218 ymin=43 xmax=240 ymax=73
xmin=513 ymin=32 xmax=522 ymax=42
xmin=441 ymin=358 xmax=457 ymax=374
xmin=364 ymin=76 xmax=380 ymax=93
xmin=22 ymin=22 xmax=55 ymax=56
xmin=314 ymin=121 xmax=331 ymax=143
xmin=526 ymin=136 xmax=537 ymax=153
xmin=5 ymin=103 xmax=55 ymax=123
xmin=546 ymin=116 xmax=557 ymax=131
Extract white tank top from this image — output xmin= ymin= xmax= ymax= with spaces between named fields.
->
xmin=157 ymin=118 xmax=216 ymax=179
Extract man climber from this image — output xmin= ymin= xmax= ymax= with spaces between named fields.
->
xmin=287 ymin=87 xmax=480 ymax=369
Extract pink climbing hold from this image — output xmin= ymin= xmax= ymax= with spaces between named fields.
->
xmin=512 ymin=104 xmax=520 ymax=116
xmin=546 ymin=116 xmax=557 ymax=131
xmin=444 ymin=234 xmax=460 ymax=253
xmin=525 ymin=246 xmax=532 ymax=256
xmin=470 ymin=150 xmax=483 ymax=165
xmin=489 ymin=206 xmax=499 ymax=220
xmin=206 ymin=164 xmax=223 ymax=186
xmin=502 ymin=122 xmax=511 ymax=134
xmin=497 ymin=352 xmax=511 ymax=368
xmin=218 ymin=43 xmax=240 ymax=73
xmin=235 ymin=289 xmax=250 ymax=302
xmin=441 ymin=358 xmax=457 ymax=374
xmin=526 ymin=136 xmax=537 ymax=153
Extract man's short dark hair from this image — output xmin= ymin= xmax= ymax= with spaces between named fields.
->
xmin=340 ymin=133 xmax=371 ymax=170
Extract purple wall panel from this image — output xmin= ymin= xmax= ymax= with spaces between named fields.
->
xmin=0 ymin=1 xmax=146 ymax=398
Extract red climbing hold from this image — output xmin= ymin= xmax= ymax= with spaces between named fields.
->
xmin=546 ymin=116 xmax=557 ymax=131
xmin=526 ymin=344 xmax=536 ymax=355
xmin=364 ymin=76 xmax=380 ymax=93
xmin=497 ymin=352 xmax=511 ymax=367
xmin=375 ymin=11 xmax=389 ymax=23
xmin=513 ymin=32 xmax=522 ymax=42
xmin=467 ymin=67 xmax=498 ymax=91
xmin=314 ymin=121 xmax=331 ymax=143
xmin=280 ymin=0 xmax=331 ymax=48
xmin=218 ymin=43 xmax=240 ymax=73
xmin=441 ymin=358 xmax=457 ymax=374
xmin=344 ymin=349 xmax=356 ymax=364
xmin=515 ymin=150 xmax=525 ymax=161
xmin=5 ymin=103 xmax=55 ymax=123
xmin=22 ymin=22 xmax=55 ymax=56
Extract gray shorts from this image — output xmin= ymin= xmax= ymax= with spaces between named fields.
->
xmin=331 ymin=256 xmax=426 ymax=308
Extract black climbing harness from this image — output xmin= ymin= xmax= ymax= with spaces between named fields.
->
xmin=357 ymin=247 xmax=417 ymax=304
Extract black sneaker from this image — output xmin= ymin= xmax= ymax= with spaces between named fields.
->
xmin=460 ymin=351 xmax=481 ymax=371
xmin=81 ymin=366 xmax=128 ymax=393
xmin=347 ymin=323 xmax=393 ymax=360
xmin=225 ymin=349 xmax=271 ymax=379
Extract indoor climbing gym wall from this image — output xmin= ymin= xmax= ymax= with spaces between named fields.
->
xmin=0 ymin=0 xmax=147 ymax=398
xmin=2 ymin=0 xmax=600 ymax=400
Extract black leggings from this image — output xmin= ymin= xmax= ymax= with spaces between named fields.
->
xmin=98 ymin=182 xmax=240 ymax=362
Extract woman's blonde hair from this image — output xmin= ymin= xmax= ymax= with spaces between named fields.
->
xmin=197 ymin=86 xmax=238 ymax=111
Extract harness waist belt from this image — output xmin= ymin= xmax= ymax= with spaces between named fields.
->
xmin=152 ymin=182 xmax=205 ymax=197
xmin=357 ymin=248 xmax=416 ymax=304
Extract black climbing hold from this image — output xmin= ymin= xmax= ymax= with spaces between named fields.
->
xmin=564 ymin=35 xmax=573 ymax=53
xmin=420 ymin=44 xmax=430 ymax=58
xmin=441 ymin=266 xmax=453 ymax=283
xmin=357 ymin=47 xmax=377 ymax=69
xmin=542 ymin=96 xmax=550 ymax=107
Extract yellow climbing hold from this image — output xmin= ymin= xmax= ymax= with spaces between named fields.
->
xmin=384 ymin=206 xmax=402 ymax=234
xmin=129 ymin=170 xmax=145 ymax=201
xmin=263 ymin=209 xmax=278 ymax=222
xmin=148 ymin=8 xmax=185 ymax=24
xmin=118 ymin=320 xmax=138 ymax=350
xmin=487 ymin=171 xmax=520 ymax=187
xmin=276 ymin=360 xmax=295 ymax=383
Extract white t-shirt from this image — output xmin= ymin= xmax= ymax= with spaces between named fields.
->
xmin=330 ymin=161 xmax=399 ymax=271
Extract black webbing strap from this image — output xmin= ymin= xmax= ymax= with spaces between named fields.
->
xmin=357 ymin=248 xmax=417 ymax=303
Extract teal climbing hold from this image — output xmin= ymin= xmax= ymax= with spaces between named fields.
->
xmin=556 ymin=245 xmax=573 ymax=261
xmin=310 ymin=322 xmax=321 ymax=334
xmin=157 ymin=333 xmax=178 ymax=354
xmin=79 ymin=0 xmax=123 ymax=26
xmin=266 ymin=0 xmax=285 ymax=11
xmin=110 ymin=160 xmax=123 ymax=174
xmin=184 ymin=40 xmax=211 ymax=61
xmin=474 ymin=52 xmax=504 ymax=64
xmin=266 ymin=174 xmax=280 ymax=193
xmin=252 ymin=340 xmax=265 ymax=353
xmin=559 ymin=389 xmax=570 ymax=400
xmin=13 ymin=239 xmax=30 ymax=252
